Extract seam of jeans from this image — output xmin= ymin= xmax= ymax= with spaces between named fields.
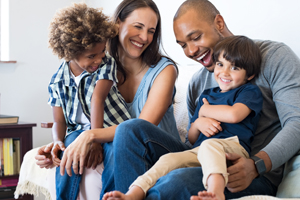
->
xmin=143 ymin=139 xmax=174 ymax=171
xmin=69 ymin=174 xmax=80 ymax=200
xmin=144 ymin=139 xmax=174 ymax=153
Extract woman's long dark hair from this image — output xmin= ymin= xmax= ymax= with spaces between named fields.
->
xmin=108 ymin=0 xmax=177 ymax=84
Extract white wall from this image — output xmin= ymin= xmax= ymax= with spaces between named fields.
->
xmin=0 ymin=0 xmax=83 ymax=149
xmin=94 ymin=0 xmax=300 ymax=66
xmin=0 ymin=0 xmax=298 ymax=199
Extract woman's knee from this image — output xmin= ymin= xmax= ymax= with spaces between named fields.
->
xmin=116 ymin=119 xmax=151 ymax=132
xmin=115 ymin=119 xmax=154 ymax=142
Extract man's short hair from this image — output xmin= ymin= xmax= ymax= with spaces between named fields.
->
xmin=174 ymin=0 xmax=220 ymax=24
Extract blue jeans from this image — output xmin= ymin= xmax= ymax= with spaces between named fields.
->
xmin=101 ymin=118 xmax=277 ymax=199
xmin=56 ymin=130 xmax=84 ymax=200
xmin=100 ymin=119 xmax=190 ymax=198
xmin=146 ymin=167 xmax=277 ymax=199
xmin=100 ymin=142 xmax=114 ymax=198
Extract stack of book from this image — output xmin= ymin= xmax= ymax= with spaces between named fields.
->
xmin=0 ymin=115 xmax=19 ymax=125
xmin=0 ymin=138 xmax=21 ymax=177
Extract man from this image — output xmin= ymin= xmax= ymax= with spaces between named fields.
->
xmin=103 ymin=0 xmax=300 ymax=199
xmin=165 ymin=0 xmax=300 ymax=197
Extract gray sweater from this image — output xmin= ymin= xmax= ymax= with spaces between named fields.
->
xmin=187 ymin=40 xmax=300 ymax=187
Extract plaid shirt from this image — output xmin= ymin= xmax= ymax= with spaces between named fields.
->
xmin=48 ymin=54 xmax=131 ymax=136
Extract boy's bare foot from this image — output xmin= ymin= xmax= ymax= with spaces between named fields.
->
xmin=102 ymin=191 xmax=129 ymax=200
xmin=191 ymin=191 xmax=224 ymax=200
xmin=102 ymin=187 xmax=144 ymax=200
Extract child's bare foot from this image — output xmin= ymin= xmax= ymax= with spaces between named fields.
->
xmin=190 ymin=194 xmax=202 ymax=200
xmin=102 ymin=188 xmax=144 ymax=200
xmin=102 ymin=191 xmax=128 ymax=200
xmin=192 ymin=191 xmax=224 ymax=200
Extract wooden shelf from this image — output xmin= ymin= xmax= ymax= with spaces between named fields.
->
xmin=0 ymin=61 xmax=17 ymax=64
xmin=0 ymin=122 xmax=35 ymax=200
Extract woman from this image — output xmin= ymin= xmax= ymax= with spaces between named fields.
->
xmin=35 ymin=0 xmax=181 ymax=199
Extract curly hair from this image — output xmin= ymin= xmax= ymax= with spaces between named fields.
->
xmin=48 ymin=3 xmax=118 ymax=61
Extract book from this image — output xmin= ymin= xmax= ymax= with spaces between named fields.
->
xmin=0 ymin=177 xmax=18 ymax=187
xmin=0 ymin=115 xmax=19 ymax=124
xmin=2 ymin=138 xmax=13 ymax=176
xmin=3 ymin=139 xmax=8 ymax=175
xmin=8 ymin=138 xmax=13 ymax=175
xmin=13 ymin=139 xmax=20 ymax=174
xmin=0 ymin=139 xmax=3 ymax=176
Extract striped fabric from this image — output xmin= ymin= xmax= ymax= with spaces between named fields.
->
xmin=48 ymin=54 xmax=130 ymax=136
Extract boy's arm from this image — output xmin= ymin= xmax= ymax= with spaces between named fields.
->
xmin=199 ymin=98 xmax=252 ymax=124
xmin=51 ymin=106 xmax=67 ymax=166
xmin=188 ymin=119 xmax=201 ymax=145
xmin=90 ymin=79 xmax=113 ymax=129
xmin=87 ymin=79 xmax=113 ymax=168
xmin=188 ymin=117 xmax=222 ymax=144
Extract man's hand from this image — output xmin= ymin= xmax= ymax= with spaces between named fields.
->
xmin=226 ymin=153 xmax=258 ymax=193
xmin=35 ymin=142 xmax=56 ymax=169
xmin=84 ymin=142 xmax=104 ymax=169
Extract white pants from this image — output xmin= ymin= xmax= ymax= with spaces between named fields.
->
xmin=48 ymin=163 xmax=104 ymax=200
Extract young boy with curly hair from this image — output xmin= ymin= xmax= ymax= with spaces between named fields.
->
xmin=103 ymin=35 xmax=263 ymax=200
xmin=47 ymin=3 xmax=130 ymax=199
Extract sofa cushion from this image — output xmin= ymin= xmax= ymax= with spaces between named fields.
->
xmin=276 ymin=151 xmax=300 ymax=198
xmin=174 ymin=64 xmax=200 ymax=142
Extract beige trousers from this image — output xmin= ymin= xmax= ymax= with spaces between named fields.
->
xmin=130 ymin=136 xmax=249 ymax=194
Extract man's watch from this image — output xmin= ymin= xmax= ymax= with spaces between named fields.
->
xmin=250 ymin=156 xmax=266 ymax=177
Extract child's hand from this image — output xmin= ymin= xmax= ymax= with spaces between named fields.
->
xmin=199 ymin=98 xmax=210 ymax=117
xmin=196 ymin=117 xmax=222 ymax=137
xmin=202 ymin=98 xmax=209 ymax=105
xmin=51 ymin=141 xmax=66 ymax=166
xmin=35 ymin=142 xmax=56 ymax=169
xmin=84 ymin=142 xmax=103 ymax=169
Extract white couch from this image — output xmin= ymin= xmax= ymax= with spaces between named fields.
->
xmin=15 ymin=65 xmax=300 ymax=200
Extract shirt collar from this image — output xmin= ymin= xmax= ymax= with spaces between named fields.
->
xmin=62 ymin=53 xmax=110 ymax=86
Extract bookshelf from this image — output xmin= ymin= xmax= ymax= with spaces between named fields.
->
xmin=0 ymin=122 xmax=36 ymax=200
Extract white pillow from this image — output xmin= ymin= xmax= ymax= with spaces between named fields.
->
xmin=174 ymin=64 xmax=201 ymax=142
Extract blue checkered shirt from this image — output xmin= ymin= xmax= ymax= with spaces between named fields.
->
xmin=48 ymin=54 xmax=131 ymax=136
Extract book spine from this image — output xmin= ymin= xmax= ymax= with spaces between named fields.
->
xmin=0 ymin=177 xmax=18 ymax=187
xmin=9 ymin=139 xmax=13 ymax=175
xmin=3 ymin=139 xmax=8 ymax=176
xmin=0 ymin=139 xmax=3 ymax=176
xmin=15 ymin=139 xmax=20 ymax=174
xmin=12 ymin=139 xmax=19 ymax=174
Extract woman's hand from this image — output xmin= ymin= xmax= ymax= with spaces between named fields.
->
xmin=60 ymin=130 xmax=93 ymax=176
xmin=35 ymin=142 xmax=56 ymax=169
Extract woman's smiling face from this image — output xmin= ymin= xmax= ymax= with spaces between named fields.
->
xmin=117 ymin=7 xmax=158 ymax=60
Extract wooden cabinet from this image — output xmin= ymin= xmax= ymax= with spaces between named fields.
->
xmin=0 ymin=122 xmax=36 ymax=200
